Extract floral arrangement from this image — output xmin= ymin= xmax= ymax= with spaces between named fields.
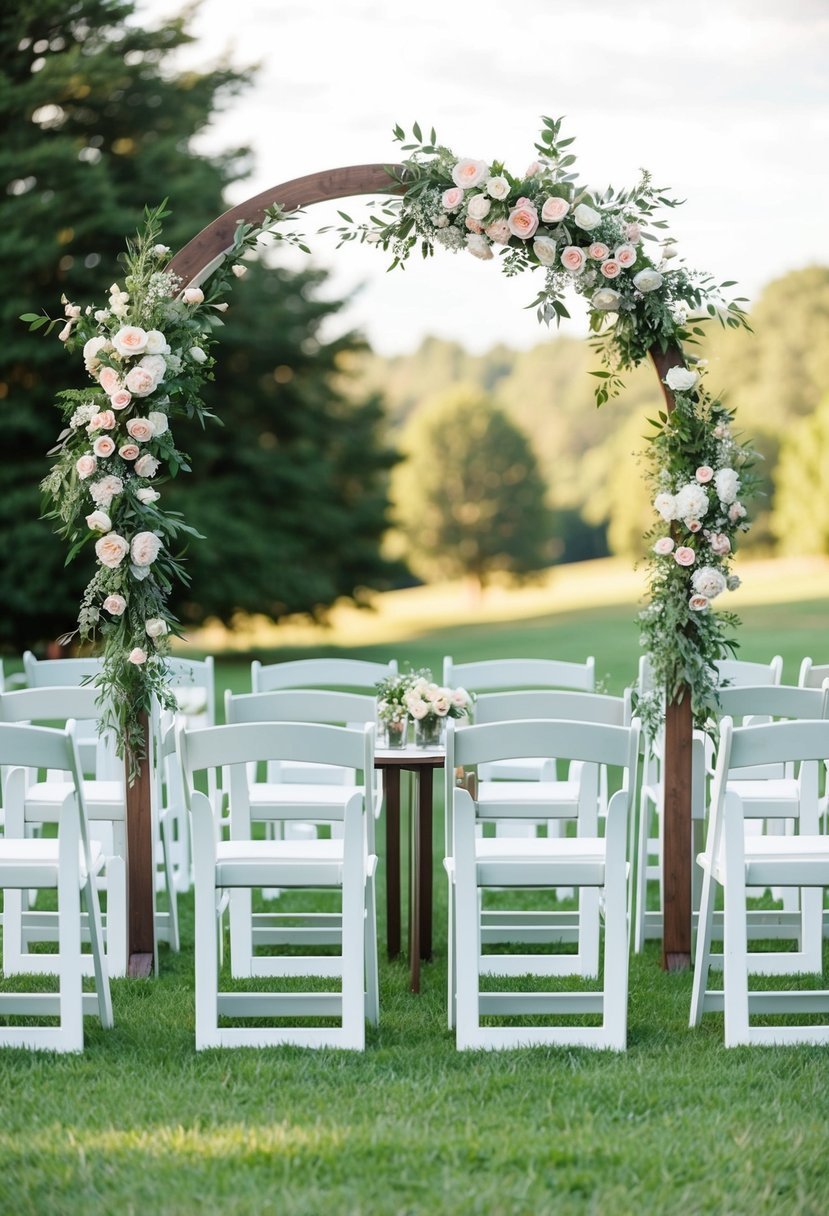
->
xmin=325 ymin=117 xmax=750 ymax=405
xmin=24 ymin=202 xmax=305 ymax=777
xmin=375 ymin=667 xmax=473 ymax=745
xmin=638 ymin=366 xmax=758 ymax=724
xmin=375 ymin=668 xmax=426 ymax=742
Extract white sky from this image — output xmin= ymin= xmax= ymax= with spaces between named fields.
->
xmin=136 ymin=0 xmax=829 ymax=355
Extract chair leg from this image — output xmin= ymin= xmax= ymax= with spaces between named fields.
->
xmin=446 ymin=880 xmax=456 ymax=1031
xmin=192 ymin=808 xmax=219 ymax=1051
xmin=722 ymin=800 xmax=751 ymax=1047
xmin=689 ymin=859 xmax=716 ymax=1027
xmin=58 ymin=809 xmax=84 ymax=1052
xmin=453 ymin=800 xmax=481 ymax=1050
xmin=364 ymin=876 xmax=379 ymax=1027
xmin=83 ymin=868 xmax=113 ymax=1031
xmin=340 ymin=800 xmax=365 ymax=1049
xmin=229 ymin=887 xmax=254 ymax=978
xmin=104 ymin=855 xmax=127 ymax=978
xmin=602 ymin=800 xmax=629 ymax=1050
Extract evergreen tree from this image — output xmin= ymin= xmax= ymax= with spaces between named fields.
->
xmin=394 ymin=386 xmax=555 ymax=590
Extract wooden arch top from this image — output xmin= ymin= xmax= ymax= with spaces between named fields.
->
xmin=167 ymin=163 xmax=406 ymax=287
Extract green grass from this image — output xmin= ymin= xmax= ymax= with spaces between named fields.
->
xmin=2 ymin=593 xmax=829 ymax=1215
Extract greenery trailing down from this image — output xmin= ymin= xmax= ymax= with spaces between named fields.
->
xmin=638 ymin=371 xmax=760 ymax=724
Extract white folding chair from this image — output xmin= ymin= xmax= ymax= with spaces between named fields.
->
xmin=177 ymin=720 xmax=378 ymax=1050
xmin=634 ymin=654 xmax=783 ymax=952
xmin=22 ymin=652 xmax=105 ymax=776
xmin=448 ymin=717 xmax=640 ymax=1050
xmin=691 ymin=717 xmax=829 ymax=1046
xmin=799 ymin=659 xmax=829 ymax=830
xmin=0 ymin=722 xmax=113 ymax=1051
xmin=251 ymin=657 xmax=397 ymax=695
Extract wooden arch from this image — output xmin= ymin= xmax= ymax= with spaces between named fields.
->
xmin=127 ymin=164 xmax=691 ymax=975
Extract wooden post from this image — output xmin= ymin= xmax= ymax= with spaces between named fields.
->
xmin=650 ymin=344 xmax=694 ymax=970
xmin=125 ymin=712 xmax=154 ymax=977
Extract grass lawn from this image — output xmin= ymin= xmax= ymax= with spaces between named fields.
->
xmin=1 ymin=561 xmax=828 ymax=1214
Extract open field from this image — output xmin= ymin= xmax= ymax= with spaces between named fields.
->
xmin=1 ymin=556 xmax=828 ymax=1214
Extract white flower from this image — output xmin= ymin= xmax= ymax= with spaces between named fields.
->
xmin=231 ymin=263 xmax=248 ymax=278
xmin=135 ymin=454 xmax=160 ymax=478
xmin=153 ymin=244 xmax=170 ymax=256
xmin=433 ymin=213 xmax=449 ymax=228
xmin=451 ymin=158 xmax=489 ymax=190
xmin=145 ymin=617 xmax=168 ymax=638
xmin=653 ymin=492 xmax=678 ymax=522
xmin=675 ymin=482 xmax=710 ymax=522
xmin=467 ymin=194 xmax=492 ymax=222
xmin=715 ymin=468 xmax=740 ymax=505
xmin=130 ymin=531 xmax=162 ymax=567
xmin=485 ymin=175 xmax=510 ymax=200
xmin=147 ymin=411 xmax=169 ymax=436
xmin=111 ymin=325 xmax=149 ymax=357
xmin=83 ymin=335 xmax=109 ymax=373
xmin=466 ymin=233 xmax=493 ymax=261
xmin=144 ymin=329 xmax=170 ymax=355
xmin=58 ymin=321 xmax=73 ymax=342
xmin=135 ymin=486 xmax=160 ymax=505
xmin=94 ymin=309 xmax=109 ymax=323
xmin=633 ymin=268 xmax=663 ymax=293
xmin=592 ymin=287 xmax=621 ymax=311
xmin=85 ymin=510 xmax=112 ymax=532
xmin=189 ymin=346 xmax=207 ymax=364
xmin=692 ymin=566 xmax=727 ymax=599
xmin=532 ymin=236 xmax=557 ymax=266
xmin=128 ymin=647 xmax=147 ymax=666
xmin=573 ymin=203 xmax=601 ymax=231
xmin=183 ymin=287 xmax=204 ymax=305
xmin=138 ymin=354 xmax=166 ymax=383
xmin=665 ymin=367 xmax=699 ymax=393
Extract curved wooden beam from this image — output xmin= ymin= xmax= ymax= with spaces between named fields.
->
xmin=167 ymin=163 xmax=405 ymax=286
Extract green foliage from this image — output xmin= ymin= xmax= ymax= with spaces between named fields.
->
xmin=772 ymin=393 xmax=829 ymax=554
xmin=394 ymin=387 xmax=555 ymax=590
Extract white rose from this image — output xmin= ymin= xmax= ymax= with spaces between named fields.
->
xmin=592 ymin=288 xmax=622 ymax=311
xmin=111 ymin=325 xmax=149 ymax=357
xmin=83 ymin=335 xmax=109 ymax=373
xmin=532 ymin=236 xmax=557 ymax=266
xmin=715 ymin=468 xmax=740 ymax=505
xmin=653 ymin=492 xmax=678 ymax=522
xmin=138 ymin=354 xmax=166 ymax=383
xmin=85 ymin=510 xmax=112 ymax=532
xmin=451 ymin=158 xmax=489 ymax=190
xmin=665 ymin=367 xmax=699 ymax=393
xmin=144 ymin=617 xmax=169 ymax=638
xmin=573 ymin=203 xmax=601 ymax=231
xmin=467 ymin=194 xmax=492 ymax=222
xmin=147 ymin=411 xmax=169 ymax=436
xmin=692 ymin=566 xmax=727 ymax=600
xmin=183 ymin=287 xmax=204 ymax=305
xmin=189 ymin=346 xmax=207 ymax=364
xmin=95 ymin=532 xmax=130 ymax=569
xmin=135 ymin=487 xmax=160 ymax=505
xmin=633 ymin=268 xmax=663 ymax=293
xmin=675 ymin=482 xmax=710 ymax=522
xmin=231 ymin=263 xmax=247 ymax=278
xmin=485 ymin=175 xmax=509 ymax=200
xmin=134 ymin=454 xmax=160 ymax=478
xmin=144 ymin=329 xmax=170 ymax=355
xmin=130 ymin=531 xmax=162 ymax=567
xmin=466 ymin=233 xmax=493 ymax=261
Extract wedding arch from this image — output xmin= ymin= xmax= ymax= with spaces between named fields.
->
xmin=34 ymin=119 xmax=754 ymax=973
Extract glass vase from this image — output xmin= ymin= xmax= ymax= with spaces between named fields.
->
xmin=414 ymin=716 xmax=445 ymax=749
xmin=383 ymin=720 xmax=407 ymax=749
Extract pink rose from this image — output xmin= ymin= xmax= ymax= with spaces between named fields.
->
xmin=92 ymin=435 xmax=115 ymax=458
xmin=103 ymin=593 xmax=127 ymax=616
xmin=110 ymin=389 xmax=132 ymax=411
xmin=507 ymin=206 xmax=539 ymax=240
xmin=119 ymin=443 xmax=140 ymax=461
xmin=653 ymin=537 xmax=675 ymax=555
xmin=128 ymin=647 xmax=147 ymax=665
xmin=560 ymin=246 xmax=586 ymax=273
xmin=98 ymin=366 xmax=122 ymax=396
xmin=127 ymin=417 xmax=154 ymax=443
xmin=600 ymin=259 xmax=622 ymax=279
xmin=625 ymin=222 xmax=642 ymax=242
xmin=183 ymin=287 xmax=204 ymax=305
xmin=728 ymin=502 xmax=747 ymax=522
xmin=688 ymin=520 xmax=702 ymax=533
xmin=134 ymin=454 xmax=160 ymax=478
xmin=441 ymin=187 xmax=464 ymax=211
xmin=465 ymin=217 xmax=483 ymax=234
xmin=695 ymin=466 xmax=714 ymax=483
xmin=451 ymin=158 xmax=488 ymax=190
xmin=709 ymin=533 xmax=731 ymax=555
xmin=89 ymin=410 xmax=116 ymax=431
xmin=124 ymin=366 xmax=157 ymax=397
xmin=484 ymin=219 xmax=511 ymax=245
xmin=689 ymin=595 xmax=709 ymax=612
xmin=95 ymin=532 xmax=130 ymax=569
xmin=111 ymin=326 xmax=149 ymax=357
xmin=588 ymin=242 xmax=609 ymax=260
xmin=541 ymin=196 xmax=570 ymax=223
xmin=615 ymin=244 xmax=637 ymax=267
xmin=89 ymin=475 xmax=123 ymax=508
xmin=130 ymin=530 xmax=162 ymax=567
xmin=524 ymin=162 xmax=541 ymax=177
xmin=76 ymin=454 xmax=97 ymax=479
xmin=674 ymin=547 xmax=696 ymax=567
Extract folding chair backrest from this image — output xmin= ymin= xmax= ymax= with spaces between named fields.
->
xmin=225 ymin=689 xmax=377 ymax=727
xmin=716 ymin=684 xmax=829 ymax=723
xmin=449 ymin=718 xmax=638 ymax=776
xmin=250 ymin=657 xmax=397 ymax=693
xmin=473 ymin=689 xmax=627 ymax=727
xmin=727 ymin=718 xmax=829 ymax=773
xmin=164 ymin=656 xmax=216 ymax=724
xmin=0 ymin=720 xmax=79 ymax=772
xmin=443 ymin=656 xmax=595 ymax=693
xmin=799 ymin=658 xmax=829 ymax=691
xmin=0 ymin=685 xmax=101 ymax=725
xmin=715 ymin=656 xmax=783 ymax=687
xmin=22 ymin=652 xmax=103 ymax=687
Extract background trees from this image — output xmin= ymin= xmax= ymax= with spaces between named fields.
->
xmin=393 ymin=387 xmax=554 ymax=591
xmin=1 ymin=0 xmax=400 ymax=650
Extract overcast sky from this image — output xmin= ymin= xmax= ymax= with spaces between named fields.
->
xmin=136 ymin=0 xmax=829 ymax=355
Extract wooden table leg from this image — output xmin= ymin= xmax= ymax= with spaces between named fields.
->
xmin=419 ymin=766 xmax=433 ymax=961
xmin=384 ymin=767 xmax=401 ymax=959
xmin=409 ymin=775 xmax=421 ymax=993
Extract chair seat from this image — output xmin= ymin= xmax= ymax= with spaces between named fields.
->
xmin=476 ymin=780 xmax=580 ymax=817
xmin=216 ymin=837 xmax=346 ymax=887
xmin=702 ymin=835 xmax=829 ymax=887
xmin=474 ymin=835 xmax=607 ymax=886
xmin=25 ymin=780 xmax=125 ymax=821
xmin=0 ymin=838 xmax=104 ymax=886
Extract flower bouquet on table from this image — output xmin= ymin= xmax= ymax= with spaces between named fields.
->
xmin=375 ymin=669 xmax=424 ymax=748
xmin=405 ymin=675 xmax=474 ymax=749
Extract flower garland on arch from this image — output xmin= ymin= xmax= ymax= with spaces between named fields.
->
xmin=24 ymin=203 xmax=306 ymax=777
xmin=328 ymin=116 xmax=756 ymax=723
